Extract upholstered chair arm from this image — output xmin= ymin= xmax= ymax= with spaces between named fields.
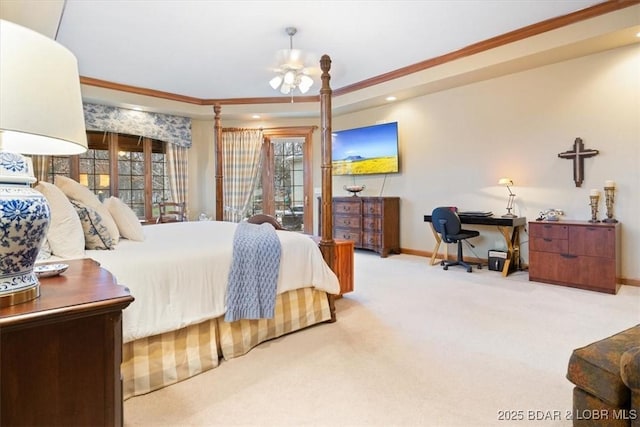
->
xmin=620 ymin=346 xmax=640 ymax=427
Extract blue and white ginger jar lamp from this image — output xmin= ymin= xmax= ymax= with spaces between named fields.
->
xmin=0 ymin=152 xmax=50 ymax=306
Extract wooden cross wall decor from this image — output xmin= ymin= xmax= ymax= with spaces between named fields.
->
xmin=557 ymin=137 xmax=599 ymax=187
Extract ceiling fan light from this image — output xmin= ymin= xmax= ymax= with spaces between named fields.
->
xmin=298 ymin=75 xmax=313 ymax=93
xmin=269 ymin=75 xmax=283 ymax=90
xmin=280 ymin=83 xmax=292 ymax=94
xmin=283 ymin=70 xmax=296 ymax=85
xmin=269 ymin=27 xmax=313 ymax=98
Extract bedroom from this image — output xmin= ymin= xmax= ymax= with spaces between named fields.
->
xmin=1 ymin=1 xmax=639 ymax=425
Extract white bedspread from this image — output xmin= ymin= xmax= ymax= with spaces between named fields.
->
xmin=86 ymin=221 xmax=340 ymax=343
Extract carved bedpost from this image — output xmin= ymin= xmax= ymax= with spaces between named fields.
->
xmin=319 ymin=54 xmax=334 ymax=249
xmin=318 ymin=55 xmax=336 ymax=321
xmin=214 ymin=104 xmax=223 ymax=220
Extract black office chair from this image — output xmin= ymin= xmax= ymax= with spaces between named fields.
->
xmin=431 ymin=207 xmax=482 ymax=273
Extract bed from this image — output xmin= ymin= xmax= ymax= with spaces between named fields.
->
xmin=86 ymin=220 xmax=339 ymax=398
xmin=35 ymin=55 xmax=339 ymax=399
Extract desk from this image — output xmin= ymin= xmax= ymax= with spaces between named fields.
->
xmin=423 ymin=214 xmax=526 ymax=276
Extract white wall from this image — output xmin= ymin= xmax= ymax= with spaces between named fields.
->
xmin=188 ymin=44 xmax=639 ymax=281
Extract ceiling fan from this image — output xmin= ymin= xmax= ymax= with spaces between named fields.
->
xmin=269 ymin=27 xmax=317 ymax=96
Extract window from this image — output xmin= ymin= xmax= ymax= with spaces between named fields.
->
xmin=46 ymin=131 xmax=169 ymax=222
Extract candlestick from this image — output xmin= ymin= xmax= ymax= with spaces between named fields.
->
xmin=590 ymin=189 xmax=599 ymax=197
xmin=588 ymin=194 xmax=600 ymax=223
xmin=603 ymin=184 xmax=618 ymax=223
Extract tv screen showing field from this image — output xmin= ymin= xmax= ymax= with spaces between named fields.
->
xmin=332 ymin=122 xmax=399 ymax=175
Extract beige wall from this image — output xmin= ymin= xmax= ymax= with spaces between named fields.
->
xmin=188 ymin=44 xmax=639 ymax=281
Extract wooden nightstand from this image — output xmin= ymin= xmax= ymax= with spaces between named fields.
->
xmin=310 ymin=236 xmax=354 ymax=295
xmin=0 ymin=258 xmax=134 ymax=426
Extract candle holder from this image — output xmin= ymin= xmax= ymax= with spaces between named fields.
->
xmin=603 ymin=186 xmax=618 ymax=223
xmin=588 ymin=194 xmax=600 ymax=223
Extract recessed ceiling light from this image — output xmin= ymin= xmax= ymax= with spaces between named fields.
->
xmin=385 ymin=96 xmax=397 ymax=102
xmin=252 ymin=114 xmax=261 ymax=119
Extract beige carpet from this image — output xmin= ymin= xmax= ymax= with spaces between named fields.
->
xmin=124 ymin=251 xmax=640 ymax=426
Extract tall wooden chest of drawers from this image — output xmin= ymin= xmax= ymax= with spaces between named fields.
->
xmin=528 ymin=221 xmax=620 ymax=294
xmin=323 ymin=196 xmax=400 ymax=258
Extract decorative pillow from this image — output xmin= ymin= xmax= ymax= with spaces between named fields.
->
xmin=54 ymin=175 xmax=120 ymax=245
xmin=70 ymin=200 xmax=114 ymax=250
xmin=34 ymin=181 xmax=85 ymax=259
xmin=103 ymin=197 xmax=144 ymax=241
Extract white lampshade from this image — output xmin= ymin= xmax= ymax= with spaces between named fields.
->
xmin=498 ymin=178 xmax=513 ymax=186
xmin=0 ymin=20 xmax=87 ymax=308
xmin=0 ymin=19 xmax=88 ymax=155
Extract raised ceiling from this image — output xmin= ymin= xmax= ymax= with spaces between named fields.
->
xmin=1 ymin=0 xmax=639 ymax=120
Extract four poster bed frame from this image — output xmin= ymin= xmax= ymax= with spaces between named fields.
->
xmin=121 ymin=55 xmax=338 ymax=399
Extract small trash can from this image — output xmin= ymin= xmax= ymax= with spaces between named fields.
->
xmin=488 ymin=250 xmax=507 ymax=272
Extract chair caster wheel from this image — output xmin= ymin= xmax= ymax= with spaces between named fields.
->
xmin=477 ymin=265 xmax=482 ymax=270
xmin=443 ymin=266 xmax=448 ymax=270
xmin=467 ymin=267 xmax=472 ymax=273
xmin=440 ymin=261 xmax=445 ymax=266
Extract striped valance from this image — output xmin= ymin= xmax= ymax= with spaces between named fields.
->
xmin=83 ymin=103 xmax=192 ymax=148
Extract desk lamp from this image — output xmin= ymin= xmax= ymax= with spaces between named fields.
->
xmin=0 ymin=20 xmax=88 ymax=307
xmin=498 ymin=178 xmax=516 ymax=218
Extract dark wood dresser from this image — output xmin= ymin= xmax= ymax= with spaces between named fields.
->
xmin=0 ymin=259 xmax=134 ymax=426
xmin=321 ymin=196 xmax=400 ymax=258
xmin=528 ymin=221 xmax=620 ymax=294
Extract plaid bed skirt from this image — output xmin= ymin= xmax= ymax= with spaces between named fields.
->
xmin=122 ymin=288 xmax=333 ymax=400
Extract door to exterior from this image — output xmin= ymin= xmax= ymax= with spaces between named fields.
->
xmin=248 ymin=127 xmax=314 ymax=233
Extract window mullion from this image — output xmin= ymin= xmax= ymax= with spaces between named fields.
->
xmin=109 ymin=133 xmax=119 ymax=197
xmin=143 ymin=137 xmax=153 ymax=222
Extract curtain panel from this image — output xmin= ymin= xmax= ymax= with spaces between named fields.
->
xmin=222 ymin=129 xmax=263 ymax=222
xmin=83 ymin=103 xmax=192 ymax=148
xmin=166 ymin=144 xmax=189 ymax=217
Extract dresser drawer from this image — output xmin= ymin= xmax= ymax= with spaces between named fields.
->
xmin=334 ymin=228 xmax=361 ymax=245
xmin=569 ymin=226 xmax=615 ymax=258
xmin=362 ymin=216 xmax=381 ymax=231
xmin=529 ymin=251 xmax=616 ymax=293
xmin=362 ymin=231 xmax=380 ymax=249
xmin=334 ymin=215 xmax=361 ymax=229
xmin=529 ymin=237 xmax=568 ymax=254
xmin=362 ymin=200 xmax=382 ymax=215
xmin=333 ymin=200 xmax=361 ymax=215
xmin=529 ymin=222 xmax=568 ymax=239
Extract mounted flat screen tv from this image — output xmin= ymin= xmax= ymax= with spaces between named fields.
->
xmin=332 ymin=122 xmax=399 ymax=176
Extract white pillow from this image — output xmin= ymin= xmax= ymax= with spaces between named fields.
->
xmin=54 ymin=175 xmax=120 ymax=245
xmin=103 ymin=197 xmax=144 ymax=241
xmin=34 ymin=181 xmax=85 ymax=259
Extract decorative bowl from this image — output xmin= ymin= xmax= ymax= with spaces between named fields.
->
xmin=344 ymin=185 xmax=365 ymax=196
